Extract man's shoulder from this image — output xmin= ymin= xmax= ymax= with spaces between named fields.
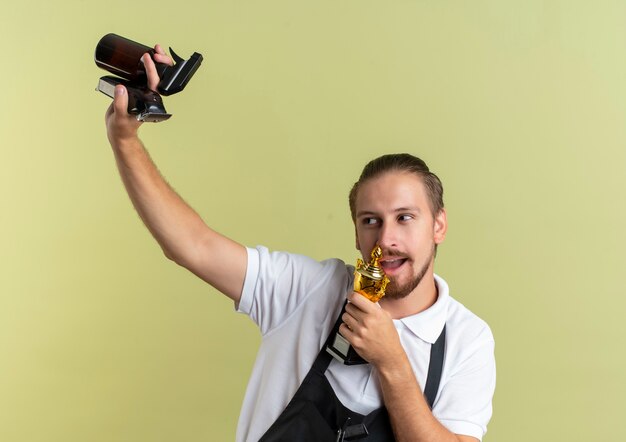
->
xmin=445 ymin=294 xmax=494 ymax=345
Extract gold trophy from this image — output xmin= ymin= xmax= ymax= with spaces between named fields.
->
xmin=353 ymin=245 xmax=389 ymax=303
xmin=326 ymin=245 xmax=390 ymax=365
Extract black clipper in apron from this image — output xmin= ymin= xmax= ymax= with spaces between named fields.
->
xmin=260 ymin=303 xmax=446 ymax=442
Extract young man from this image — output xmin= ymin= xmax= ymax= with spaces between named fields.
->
xmin=104 ymin=46 xmax=495 ymax=441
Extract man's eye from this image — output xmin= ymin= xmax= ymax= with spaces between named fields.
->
xmin=398 ymin=214 xmax=413 ymax=222
xmin=363 ymin=218 xmax=378 ymax=225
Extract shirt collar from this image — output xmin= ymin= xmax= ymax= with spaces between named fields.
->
xmin=396 ymin=274 xmax=449 ymax=344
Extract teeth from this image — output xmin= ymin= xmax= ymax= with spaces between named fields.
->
xmin=381 ymin=258 xmax=405 ymax=270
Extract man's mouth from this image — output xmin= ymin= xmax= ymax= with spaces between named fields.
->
xmin=380 ymin=257 xmax=408 ymax=274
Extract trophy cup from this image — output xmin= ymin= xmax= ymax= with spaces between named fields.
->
xmin=326 ymin=246 xmax=390 ymax=365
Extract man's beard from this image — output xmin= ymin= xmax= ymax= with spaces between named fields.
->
xmin=384 ymin=244 xmax=435 ymax=300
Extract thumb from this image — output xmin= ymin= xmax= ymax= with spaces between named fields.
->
xmin=113 ymin=85 xmax=129 ymax=115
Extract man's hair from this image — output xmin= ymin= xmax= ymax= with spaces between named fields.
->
xmin=348 ymin=153 xmax=444 ymax=221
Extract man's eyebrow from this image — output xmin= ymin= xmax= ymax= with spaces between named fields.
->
xmin=394 ymin=206 xmax=421 ymax=214
xmin=356 ymin=207 xmax=422 ymax=217
xmin=355 ymin=210 xmax=378 ymax=218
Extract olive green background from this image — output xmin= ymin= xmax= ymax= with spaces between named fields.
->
xmin=1 ymin=1 xmax=624 ymax=441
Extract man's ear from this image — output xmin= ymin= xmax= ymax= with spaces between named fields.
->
xmin=434 ymin=209 xmax=448 ymax=244
xmin=355 ymin=226 xmax=360 ymax=250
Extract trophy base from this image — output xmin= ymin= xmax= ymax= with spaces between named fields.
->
xmin=326 ymin=332 xmax=368 ymax=366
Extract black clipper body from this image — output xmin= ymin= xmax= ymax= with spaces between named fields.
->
xmin=97 ymin=76 xmax=171 ymax=123
xmin=94 ymin=33 xmax=203 ymax=122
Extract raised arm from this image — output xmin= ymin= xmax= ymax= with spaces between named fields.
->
xmin=104 ymin=45 xmax=247 ymax=303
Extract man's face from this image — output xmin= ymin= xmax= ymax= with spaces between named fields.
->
xmin=354 ymin=171 xmax=447 ymax=299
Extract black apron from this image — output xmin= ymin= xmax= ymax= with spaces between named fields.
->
xmin=259 ymin=303 xmax=447 ymax=442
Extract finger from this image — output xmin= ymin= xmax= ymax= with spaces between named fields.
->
xmin=345 ymin=302 xmax=365 ymax=322
xmin=342 ymin=312 xmax=359 ymax=331
xmin=153 ymin=53 xmax=173 ymax=66
xmin=142 ymin=53 xmax=161 ymax=91
xmin=113 ymin=85 xmax=129 ymax=115
xmin=339 ymin=323 xmax=356 ymax=342
xmin=154 ymin=44 xmax=174 ymax=66
xmin=348 ymin=291 xmax=376 ymax=312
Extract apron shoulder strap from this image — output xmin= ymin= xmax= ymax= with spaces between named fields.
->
xmin=423 ymin=324 xmax=446 ymax=409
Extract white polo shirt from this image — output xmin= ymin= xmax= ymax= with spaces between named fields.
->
xmin=236 ymin=246 xmax=495 ymax=442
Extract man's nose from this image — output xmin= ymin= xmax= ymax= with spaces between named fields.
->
xmin=377 ymin=222 xmax=398 ymax=249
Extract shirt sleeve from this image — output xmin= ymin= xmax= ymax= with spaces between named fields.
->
xmin=237 ymin=246 xmax=349 ymax=336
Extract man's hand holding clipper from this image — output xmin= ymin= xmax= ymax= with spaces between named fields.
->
xmin=105 ymin=44 xmax=173 ymax=146
xmin=96 ymin=34 xmax=203 ymax=123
